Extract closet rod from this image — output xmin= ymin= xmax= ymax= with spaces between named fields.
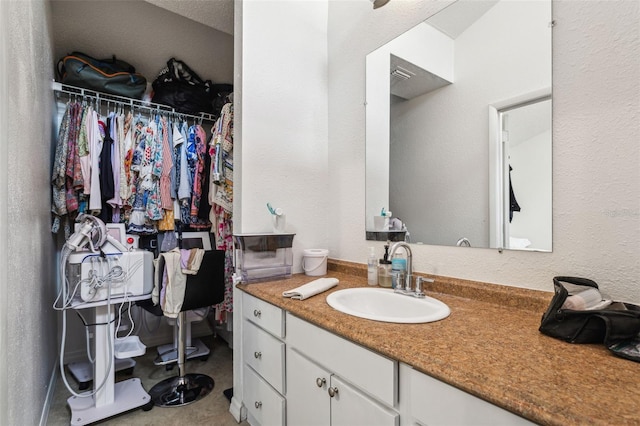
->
xmin=51 ymin=81 xmax=218 ymax=123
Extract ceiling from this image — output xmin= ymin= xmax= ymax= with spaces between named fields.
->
xmin=144 ymin=0 xmax=234 ymax=35
xmin=426 ymin=0 xmax=498 ymax=39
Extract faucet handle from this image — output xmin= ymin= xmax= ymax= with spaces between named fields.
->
xmin=405 ymin=273 xmax=413 ymax=292
xmin=415 ymin=277 xmax=434 ymax=296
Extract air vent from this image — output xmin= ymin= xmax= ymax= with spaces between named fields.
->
xmin=391 ymin=66 xmax=415 ymax=81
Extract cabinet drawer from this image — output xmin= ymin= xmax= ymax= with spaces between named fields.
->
xmin=286 ymin=313 xmax=397 ymax=407
xmin=243 ymin=319 xmax=285 ymax=394
xmin=244 ymin=364 xmax=285 ymax=426
xmin=243 ymin=292 xmax=284 ymax=338
xmin=403 ymin=363 xmax=534 ymax=425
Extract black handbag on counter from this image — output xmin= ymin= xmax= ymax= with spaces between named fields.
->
xmin=57 ymin=52 xmax=147 ymax=99
xmin=539 ymin=276 xmax=640 ymax=362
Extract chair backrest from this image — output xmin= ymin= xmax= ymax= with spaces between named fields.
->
xmin=181 ymin=249 xmax=226 ymax=311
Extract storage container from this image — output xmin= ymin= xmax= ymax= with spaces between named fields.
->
xmin=234 ymin=233 xmax=295 ymax=282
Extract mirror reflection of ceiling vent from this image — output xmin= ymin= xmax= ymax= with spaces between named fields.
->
xmin=391 ymin=66 xmax=415 ymax=81
xmin=390 ymin=54 xmax=452 ymax=100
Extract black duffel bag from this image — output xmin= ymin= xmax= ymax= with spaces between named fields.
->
xmin=151 ymin=58 xmax=215 ymax=114
xmin=57 ymin=52 xmax=147 ymax=99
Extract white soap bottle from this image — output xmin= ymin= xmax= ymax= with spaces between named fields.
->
xmin=367 ymin=247 xmax=378 ymax=285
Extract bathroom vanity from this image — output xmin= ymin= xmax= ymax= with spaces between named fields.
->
xmin=236 ymin=261 xmax=640 ymax=425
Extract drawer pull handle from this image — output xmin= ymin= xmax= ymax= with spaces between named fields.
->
xmin=315 ymin=377 xmax=326 ymax=387
xmin=253 ymin=309 xmax=261 ymax=317
xmin=254 ymin=351 xmax=262 ymax=359
xmin=255 ymin=401 xmax=262 ymax=409
xmin=328 ymin=386 xmax=339 ymax=397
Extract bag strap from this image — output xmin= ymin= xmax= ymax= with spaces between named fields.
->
xmin=56 ymin=58 xmax=65 ymax=80
xmin=553 ymin=276 xmax=599 ymax=290
xmin=167 ymin=57 xmax=205 ymax=86
xmin=68 ymin=51 xmax=137 ymax=74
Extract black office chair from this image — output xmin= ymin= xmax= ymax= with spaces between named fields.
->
xmin=143 ymin=249 xmax=226 ymax=407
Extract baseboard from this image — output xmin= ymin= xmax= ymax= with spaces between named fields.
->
xmin=39 ymin=360 xmax=58 ymax=426
xmin=229 ymin=396 xmax=246 ymax=423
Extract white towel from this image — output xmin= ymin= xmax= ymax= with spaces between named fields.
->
xmin=562 ymin=288 xmax=612 ymax=310
xmin=283 ymin=278 xmax=339 ymax=300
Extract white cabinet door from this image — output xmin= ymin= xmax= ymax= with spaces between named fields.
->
xmin=286 ymin=347 xmax=331 ymax=426
xmin=330 ymin=375 xmax=399 ymax=426
xmin=402 ymin=363 xmax=534 ymax=426
xmin=287 ymin=346 xmax=398 ymax=426
xmin=286 ymin=313 xmax=397 ymax=406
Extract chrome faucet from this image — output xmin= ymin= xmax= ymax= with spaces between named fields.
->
xmin=388 ymin=242 xmax=424 ymax=298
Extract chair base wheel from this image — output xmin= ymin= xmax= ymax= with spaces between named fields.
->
xmin=149 ymin=373 xmax=214 ymax=408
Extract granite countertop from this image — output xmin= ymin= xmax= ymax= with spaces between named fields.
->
xmin=238 ymin=260 xmax=640 ymax=425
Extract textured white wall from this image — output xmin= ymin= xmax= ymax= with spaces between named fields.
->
xmin=0 ymin=1 xmax=58 ymax=424
xmin=328 ymin=0 xmax=640 ymax=303
xmin=238 ymin=0 xmax=329 ymax=271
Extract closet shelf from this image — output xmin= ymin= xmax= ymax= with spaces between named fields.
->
xmin=51 ymin=81 xmax=218 ymax=123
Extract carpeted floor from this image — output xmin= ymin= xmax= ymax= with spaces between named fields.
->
xmin=47 ymin=335 xmax=243 ymax=425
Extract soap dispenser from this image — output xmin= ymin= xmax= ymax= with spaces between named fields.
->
xmin=367 ymin=247 xmax=378 ymax=285
xmin=391 ymin=251 xmax=407 ymax=289
xmin=378 ymin=243 xmax=392 ymax=288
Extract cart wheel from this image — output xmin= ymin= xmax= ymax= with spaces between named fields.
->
xmin=142 ymin=400 xmax=154 ymax=412
xmin=123 ymin=367 xmax=134 ymax=376
xmin=165 ymin=364 xmax=174 ymax=371
xmin=200 ymin=356 xmax=209 ymax=362
xmin=78 ymin=381 xmax=91 ymax=391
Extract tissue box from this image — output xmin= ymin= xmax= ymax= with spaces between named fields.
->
xmin=234 ymin=233 xmax=295 ymax=282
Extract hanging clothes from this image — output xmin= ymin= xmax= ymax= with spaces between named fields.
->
xmin=51 ymin=91 xmax=236 ymax=329
xmin=51 ymin=93 xmax=226 ymax=239
xmin=51 ymin=104 xmax=72 ymax=235
xmin=208 ymin=102 xmax=234 ymax=322
xmin=509 ymin=165 xmax=521 ymax=223
xmin=99 ymin=116 xmax=115 ymax=223
xmin=87 ymin=108 xmax=104 ymax=213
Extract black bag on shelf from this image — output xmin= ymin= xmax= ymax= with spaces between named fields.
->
xmin=151 ymin=58 xmax=215 ymax=114
xmin=212 ymin=83 xmax=234 ymax=114
xmin=57 ymin=52 xmax=147 ymax=99
xmin=539 ymin=276 xmax=640 ymax=362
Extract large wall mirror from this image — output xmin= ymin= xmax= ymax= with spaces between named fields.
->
xmin=365 ymin=0 xmax=553 ymax=251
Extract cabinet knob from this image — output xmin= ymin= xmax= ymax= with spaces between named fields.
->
xmin=328 ymin=386 xmax=339 ymax=397
xmin=255 ymin=401 xmax=262 ymax=409
xmin=315 ymin=377 xmax=326 ymax=387
xmin=253 ymin=309 xmax=261 ymax=318
xmin=254 ymin=351 xmax=262 ymax=359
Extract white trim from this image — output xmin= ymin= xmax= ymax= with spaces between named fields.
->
xmin=488 ymin=88 xmax=552 ymax=251
xmin=39 ymin=361 xmax=59 ymax=426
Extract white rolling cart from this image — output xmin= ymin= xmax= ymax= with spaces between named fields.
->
xmin=67 ymin=294 xmax=154 ymax=425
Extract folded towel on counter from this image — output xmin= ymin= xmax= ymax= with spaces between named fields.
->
xmin=562 ymin=288 xmax=612 ymax=310
xmin=283 ymin=278 xmax=339 ymax=300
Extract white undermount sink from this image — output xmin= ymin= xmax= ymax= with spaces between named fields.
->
xmin=326 ymin=287 xmax=450 ymax=324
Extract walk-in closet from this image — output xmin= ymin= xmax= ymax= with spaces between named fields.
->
xmin=47 ymin=1 xmax=236 ymax=423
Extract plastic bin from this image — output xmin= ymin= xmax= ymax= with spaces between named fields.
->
xmin=234 ymin=233 xmax=295 ymax=282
